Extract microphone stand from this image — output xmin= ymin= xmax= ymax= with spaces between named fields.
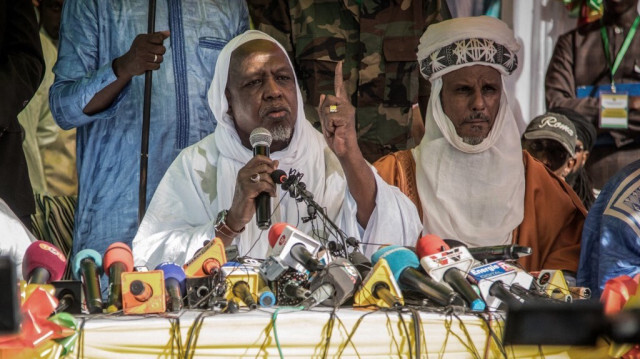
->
xmin=281 ymin=169 xmax=359 ymax=258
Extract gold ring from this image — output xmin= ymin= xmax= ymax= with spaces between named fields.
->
xmin=250 ymin=173 xmax=260 ymax=183
xmin=329 ymin=105 xmax=338 ymax=113
xmin=153 ymin=54 xmax=158 ymax=63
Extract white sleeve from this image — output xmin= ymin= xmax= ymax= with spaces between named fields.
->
xmin=0 ymin=199 xmax=36 ymax=280
xmin=343 ymin=168 xmax=422 ymax=258
xmin=132 ymin=146 xmax=217 ymax=270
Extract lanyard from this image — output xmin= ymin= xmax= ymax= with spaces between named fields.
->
xmin=600 ymin=16 xmax=640 ymax=92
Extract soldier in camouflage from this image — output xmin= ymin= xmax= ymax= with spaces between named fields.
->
xmin=248 ymin=0 xmax=450 ymax=162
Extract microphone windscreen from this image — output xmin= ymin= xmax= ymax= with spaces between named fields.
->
xmin=22 ymin=241 xmax=67 ymax=282
xmin=155 ymin=262 xmax=186 ymax=295
xmin=270 ymin=169 xmax=287 ymax=184
xmin=72 ymin=249 xmax=103 ymax=280
xmin=371 ymin=245 xmax=419 ymax=283
xmin=103 ymin=242 xmax=134 ymax=274
xmin=249 ymin=127 xmax=272 ymax=148
xmin=268 ymin=222 xmax=290 ymax=248
xmin=415 ymin=234 xmax=450 ymax=258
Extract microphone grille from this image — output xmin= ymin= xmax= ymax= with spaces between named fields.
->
xmin=250 ymin=127 xmax=272 ymax=148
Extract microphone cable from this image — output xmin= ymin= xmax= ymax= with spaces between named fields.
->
xmin=443 ymin=311 xmax=482 ymax=359
xmin=240 ymin=189 xmax=289 ymax=258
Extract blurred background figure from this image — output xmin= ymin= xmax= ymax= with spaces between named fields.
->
xmin=546 ymin=0 xmax=640 ymax=189
xmin=49 ymin=0 xmax=249 ymax=274
xmin=550 ymin=106 xmax=598 ymax=210
xmin=522 ymin=112 xmax=577 ymax=180
xmin=18 ymin=0 xmax=77 ymax=198
xmin=0 ymin=0 xmax=45 ymax=230
xmin=247 ymin=0 xmax=450 ymax=162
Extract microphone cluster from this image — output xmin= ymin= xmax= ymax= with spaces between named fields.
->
xmin=14 ymin=128 xmax=585 ymax=316
xmin=18 ymin=229 xmax=584 ymax=318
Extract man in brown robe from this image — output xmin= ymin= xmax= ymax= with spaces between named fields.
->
xmin=374 ymin=16 xmax=586 ymax=273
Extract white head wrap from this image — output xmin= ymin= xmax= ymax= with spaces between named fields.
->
xmin=206 ymin=30 xmax=345 ymax=257
xmin=413 ymin=17 xmax=525 ymax=247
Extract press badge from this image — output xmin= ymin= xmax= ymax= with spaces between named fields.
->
xmin=599 ymin=91 xmax=629 ymax=129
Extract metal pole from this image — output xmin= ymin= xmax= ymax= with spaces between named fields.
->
xmin=139 ymin=0 xmax=157 ymax=225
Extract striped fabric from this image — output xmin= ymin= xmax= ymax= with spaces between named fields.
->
xmin=31 ymin=194 xmax=76 ymax=279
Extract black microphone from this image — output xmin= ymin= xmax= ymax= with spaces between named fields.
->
xmin=467 ymin=245 xmax=532 ymax=262
xmin=270 ymin=169 xmax=287 ymax=185
xmin=301 ymin=257 xmax=361 ymax=309
xmin=72 ymin=249 xmax=104 ymax=314
xmin=250 ymin=127 xmax=273 ymax=230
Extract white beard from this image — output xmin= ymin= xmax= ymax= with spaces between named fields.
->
xmin=271 ymin=123 xmax=292 ymax=142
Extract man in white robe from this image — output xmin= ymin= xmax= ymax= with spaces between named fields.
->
xmin=132 ymin=31 xmax=421 ymax=269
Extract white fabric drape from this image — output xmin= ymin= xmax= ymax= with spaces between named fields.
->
xmin=132 ymin=31 xmax=422 ymax=269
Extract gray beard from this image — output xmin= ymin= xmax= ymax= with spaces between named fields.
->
xmin=271 ymin=123 xmax=292 ymax=142
xmin=462 ymin=136 xmax=484 ymax=145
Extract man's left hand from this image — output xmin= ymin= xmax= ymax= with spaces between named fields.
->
xmin=318 ymin=61 xmax=358 ymax=159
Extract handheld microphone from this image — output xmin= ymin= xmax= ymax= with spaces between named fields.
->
xmin=301 ymin=257 xmax=361 ymax=309
xmin=22 ymin=241 xmax=67 ymax=284
xmin=103 ymin=242 xmax=134 ymax=312
xmin=222 ymin=263 xmax=265 ymax=310
xmin=371 ymin=245 xmax=463 ymax=307
xmin=183 ymin=237 xmax=227 ymax=277
xmin=250 ymin=127 xmax=272 ymax=230
xmin=260 ymin=223 xmax=324 ymax=281
xmin=258 ymin=286 xmax=276 ymax=307
xmin=270 ymin=169 xmax=287 ymax=185
xmin=156 ymin=263 xmax=186 ymax=312
xmin=468 ymin=261 xmax=534 ymax=310
xmin=275 ymin=270 xmax=310 ymax=306
xmin=467 ymin=245 xmax=532 ymax=262
xmin=349 ymin=250 xmax=373 ymax=279
xmin=535 ymin=270 xmax=572 ymax=302
xmin=416 ymin=235 xmax=485 ymax=312
xmin=51 ymin=280 xmax=82 ymax=315
xmin=121 ymin=271 xmax=166 ymax=314
xmin=354 ymin=257 xmax=404 ymax=308
xmin=72 ymin=249 xmax=104 ymax=314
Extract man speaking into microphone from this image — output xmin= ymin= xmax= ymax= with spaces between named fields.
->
xmin=132 ymin=31 xmax=422 ymax=269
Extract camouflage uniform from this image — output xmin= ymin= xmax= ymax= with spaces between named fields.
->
xmin=248 ymin=0 xmax=449 ymax=162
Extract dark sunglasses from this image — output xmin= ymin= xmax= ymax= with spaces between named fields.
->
xmin=522 ymin=139 xmax=571 ymax=171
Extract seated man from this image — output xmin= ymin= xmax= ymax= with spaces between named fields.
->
xmin=578 ymin=159 xmax=640 ymax=298
xmin=550 ymin=107 xmax=599 ymax=210
xmin=521 ymin=111 xmax=577 ymax=179
xmin=374 ymin=16 xmax=586 ymax=273
xmin=132 ymin=31 xmax=422 ymax=269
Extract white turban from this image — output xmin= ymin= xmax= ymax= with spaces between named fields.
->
xmin=417 ymin=16 xmax=520 ymax=81
xmin=412 ymin=16 xmax=526 ymax=247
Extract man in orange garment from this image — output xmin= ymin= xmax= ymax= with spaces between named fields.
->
xmin=374 ymin=16 xmax=586 ymax=274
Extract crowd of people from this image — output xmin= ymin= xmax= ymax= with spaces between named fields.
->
xmin=1 ymin=0 xmax=639 ymax=297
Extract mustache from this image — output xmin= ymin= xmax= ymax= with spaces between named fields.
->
xmin=462 ymin=112 xmax=491 ymax=123
xmin=260 ymin=105 xmax=290 ymax=118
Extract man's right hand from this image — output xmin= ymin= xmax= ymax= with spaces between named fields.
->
xmin=113 ymin=31 xmax=170 ymax=79
xmin=224 ymin=157 xmax=279 ymax=235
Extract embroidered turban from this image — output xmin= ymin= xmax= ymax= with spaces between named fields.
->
xmin=417 ymin=16 xmax=520 ymax=80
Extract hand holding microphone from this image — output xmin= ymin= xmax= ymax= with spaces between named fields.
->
xmin=221 ymin=128 xmax=278 ymax=241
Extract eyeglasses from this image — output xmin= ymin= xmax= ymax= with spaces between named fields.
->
xmin=522 ymin=139 xmax=571 ymax=171
xmin=575 ymin=144 xmax=584 ymax=153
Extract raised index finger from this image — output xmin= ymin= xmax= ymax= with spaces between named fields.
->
xmin=334 ymin=61 xmax=347 ymax=101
